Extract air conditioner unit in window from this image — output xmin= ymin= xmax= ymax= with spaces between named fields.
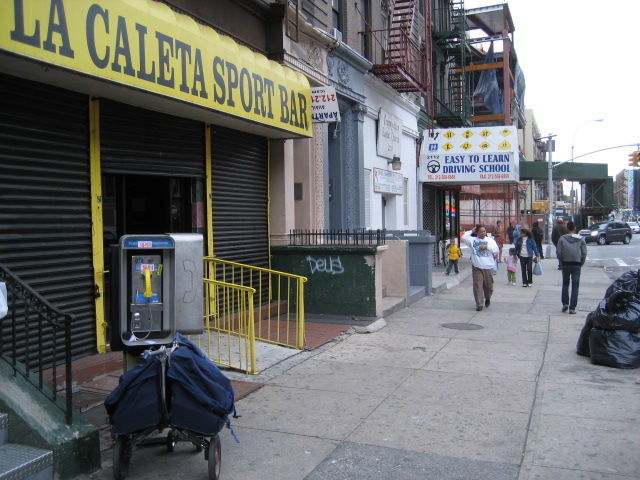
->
xmin=331 ymin=28 xmax=342 ymax=42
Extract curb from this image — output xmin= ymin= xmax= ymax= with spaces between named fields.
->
xmin=351 ymin=318 xmax=387 ymax=334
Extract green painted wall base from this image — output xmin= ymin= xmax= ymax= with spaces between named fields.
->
xmin=0 ymin=360 xmax=101 ymax=480
xmin=272 ymin=245 xmax=380 ymax=317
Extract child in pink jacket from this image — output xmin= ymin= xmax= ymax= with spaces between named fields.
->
xmin=504 ymin=247 xmax=518 ymax=285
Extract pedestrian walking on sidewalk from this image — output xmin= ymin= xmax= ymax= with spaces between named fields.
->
xmin=532 ymin=221 xmax=545 ymax=259
xmin=462 ymin=226 xmax=499 ymax=311
xmin=504 ymin=247 xmax=518 ymax=285
xmin=556 ymin=221 xmax=587 ymax=314
xmin=494 ymin=220 xmax=504 ymax=262
xmin=551 ymin=218 xmax=568 ymax=270
xmin=512 ymin=224 xmax=522 ymax=245
xmin=444 ymin=238 xmax=462 ymax=275
xmin=514 ymin=228 xmax=540 ymax=287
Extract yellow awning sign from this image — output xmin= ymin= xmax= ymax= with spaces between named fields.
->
xmin=0 ymin=0 xmax=312 ymax=137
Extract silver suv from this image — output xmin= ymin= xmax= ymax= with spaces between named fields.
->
xmin=579 ymin=221 xmax=632 ymax=245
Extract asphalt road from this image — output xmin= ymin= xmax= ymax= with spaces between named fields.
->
xmin=583 ymin=233 xmax=640 ymax=281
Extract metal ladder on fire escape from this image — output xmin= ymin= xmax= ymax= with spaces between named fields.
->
xmin=369 ymin=0 xmax=430 ymax=98
xmin=435 ymin=0 xmax=472 ymax=126
xmin=448 ymin=3 xmax=469 ymax=124
xmin=386 ymin=0 xmax=416 ymax=65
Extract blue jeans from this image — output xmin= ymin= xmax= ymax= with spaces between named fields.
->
xmin=561 ymin=265 xmax=582 ymax=310
xmin=446 ymin=259 xmax=459 ymax=274
xmin=519 ymin=256 xmax=533 ymax=285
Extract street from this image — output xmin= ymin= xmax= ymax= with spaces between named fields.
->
xmin=583 ymin=233 xmax=640 ymax=281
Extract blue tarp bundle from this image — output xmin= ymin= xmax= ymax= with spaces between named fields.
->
xmin=168 ymin=334 xmax=236 ymax=435
xmin=105 ymin=333 xmax=236 ymax=436
xmin=104 ymin=355 xmax=165 ymax=435
xmin=472 ymin=43 xmax=503 ymax=114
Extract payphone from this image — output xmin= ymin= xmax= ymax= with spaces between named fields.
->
xmin=115 ymin=234 xmax=203 ymax=350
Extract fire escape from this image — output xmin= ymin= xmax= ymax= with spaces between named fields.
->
xmin=365 ymin=1 xmax=433 ymax=116
xmin=432 ymin=0 xmax=472 ymax=127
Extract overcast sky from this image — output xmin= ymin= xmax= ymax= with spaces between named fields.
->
xmin=464 ymin=0 xmax=640 ymax=189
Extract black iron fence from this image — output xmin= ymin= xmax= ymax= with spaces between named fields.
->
xmin=289 ymin=229 xmax=387 ymax=246
xmin=0 ymin=262 xmax=74 ymax=424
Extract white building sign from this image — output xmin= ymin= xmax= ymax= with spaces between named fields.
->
xmin=373 ymin=168 xmax=404 ymax=195
xmin=377 ymin=109 xmax=402 ymax=159
xmin=310 ymin=86 xmax=340 ymax=123
xmin=419 ymin=126 xmax=520 ymax=185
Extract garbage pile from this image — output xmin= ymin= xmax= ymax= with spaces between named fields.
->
xmin=577 ymin=269 xmax=640 ymax=368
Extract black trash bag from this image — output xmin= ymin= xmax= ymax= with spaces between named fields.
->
xmin=104 ymin=355 xmax=165 ymax=434
xmin=588 ymin=328 xmax=640 ymax=369
xmin=604 ymin=269 xmax=640 ymax=298
xmin=590 ymin=292 xmax=640 ymax=332
xmin=576 ymin=312 xmax=595 ymax=357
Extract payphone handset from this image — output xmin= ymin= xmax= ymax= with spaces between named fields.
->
xmin=129 ymin=254 xmax=163 ymax=334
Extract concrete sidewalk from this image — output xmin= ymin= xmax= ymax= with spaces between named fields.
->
xmin=77 ymin=249 xmax=640 ymax=480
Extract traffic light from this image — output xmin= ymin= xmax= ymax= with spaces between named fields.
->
xmin=629 ymin=151 xmax=640 ymax=167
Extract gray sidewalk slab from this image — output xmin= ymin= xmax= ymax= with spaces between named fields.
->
xmin=77 ymin=246 xmax=640 ymax=480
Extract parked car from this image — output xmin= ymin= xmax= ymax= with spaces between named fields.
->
xmin=626 ymin=221 xmax=640 ymax=234
xmin=579 ymin=221 xmax=633 ymax=245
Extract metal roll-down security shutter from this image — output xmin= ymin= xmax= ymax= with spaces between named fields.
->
xmin=0 ymin=73 xmax=96 ymax=360
xmin=100 ymin=99 xmax=205 ymax=178
xmin=210 ymin=126 xmax=269 ymax=267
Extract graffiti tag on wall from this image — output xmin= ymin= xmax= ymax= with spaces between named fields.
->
xmin=306 ymin=256 xmax=344 ymax=275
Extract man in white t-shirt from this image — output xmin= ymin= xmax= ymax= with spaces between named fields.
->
xmin=462 ymin=226 xmax=500 ymax=311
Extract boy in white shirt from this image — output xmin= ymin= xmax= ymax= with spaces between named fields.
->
xmin=462 ymin=226 xmax=499 ymax=311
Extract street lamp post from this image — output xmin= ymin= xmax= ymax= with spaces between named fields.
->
xmin=570 ymin=119 xmax=604 ymax=215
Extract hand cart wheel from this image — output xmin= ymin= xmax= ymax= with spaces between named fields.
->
xmin=207 ymin=434 xmax=221 ymax=480
xmin=166 ymin=430 xmax=176 ymax=452
xmin=113 ymin=435 xmax=132 ymax=480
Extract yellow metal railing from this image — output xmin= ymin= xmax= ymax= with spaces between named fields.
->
xmin=203 ymin=278 xmax=257 ymax=374
xmin=204 ymin=257 xmax=307 ymax=352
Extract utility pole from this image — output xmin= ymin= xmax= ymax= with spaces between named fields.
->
xmin=545 ymin=134 xmax=557 ymax=244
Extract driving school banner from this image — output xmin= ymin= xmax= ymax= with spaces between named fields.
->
xmin=0 ymin=0 xmax=312 ymax=137
xmin=419 ymin=126 xmax=519 ymax=185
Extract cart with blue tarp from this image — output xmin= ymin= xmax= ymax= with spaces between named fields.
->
xmin=104 ymin=334 xmax=238 ymax=480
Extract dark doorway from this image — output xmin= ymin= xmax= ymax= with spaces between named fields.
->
xmin=103 ymin=175 xmax=193 ymax=240
xmin=102 ymin=174 xmax=196 ymax=342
